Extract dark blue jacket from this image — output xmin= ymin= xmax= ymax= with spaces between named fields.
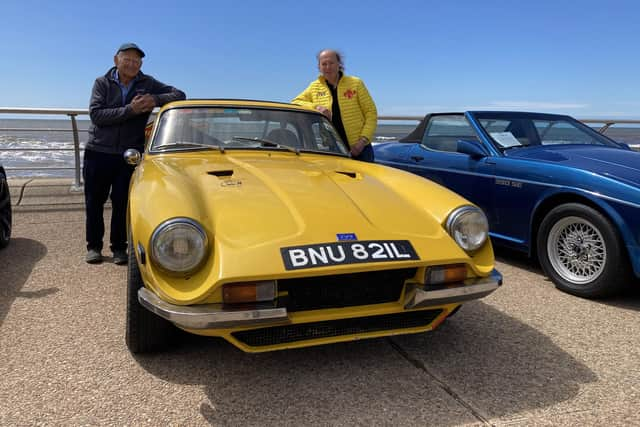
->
xmin=86 ymin=67 xmax=186 ymax=154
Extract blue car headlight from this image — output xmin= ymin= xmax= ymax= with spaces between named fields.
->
xmin=446 ymin=206 xmax=489 ymax=252
xmin=150 ymin=218 xmax=208 ymax=274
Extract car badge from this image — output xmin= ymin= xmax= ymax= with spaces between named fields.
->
xmin=337 ymin=233 xmax=357 ymax=241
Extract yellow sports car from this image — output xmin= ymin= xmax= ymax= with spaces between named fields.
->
xmin=124 ymin=99 xmax=502 ymax=353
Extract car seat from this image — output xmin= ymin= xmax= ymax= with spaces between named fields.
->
xmin=267 ymin=128 xmax=300 ymax=147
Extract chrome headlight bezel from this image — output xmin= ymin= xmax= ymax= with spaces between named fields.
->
xmin=446 ymin=206 xmax=489 ymax=252
xmin=149 ymin=218 xmax=209 ymax=275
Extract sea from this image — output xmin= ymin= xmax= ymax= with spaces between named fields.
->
xmin=1 ymin=118 xmax=639 ymax=178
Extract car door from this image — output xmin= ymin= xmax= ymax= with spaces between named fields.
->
xmin=402 ymin=114 xmax=498 ymax=229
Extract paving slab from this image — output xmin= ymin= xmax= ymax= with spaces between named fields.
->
xmin=1 ymin=207 xmax=639 ymax=426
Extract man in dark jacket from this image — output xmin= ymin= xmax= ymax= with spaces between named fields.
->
xmin=84 ymin=42 xmax=186 ymax=265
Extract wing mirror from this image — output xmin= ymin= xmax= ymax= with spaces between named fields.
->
xmin=457 ymin=139 xmax=489 ymax=159
xmin=124 ymin=149 xmax=142 ymax=166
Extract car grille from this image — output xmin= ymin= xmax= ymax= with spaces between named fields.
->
xmin=232 ymin=309 xmax=443 ymax=347
xmin=277 ymin=268 xmax=416 ymax=312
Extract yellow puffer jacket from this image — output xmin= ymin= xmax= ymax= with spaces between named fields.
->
xmin=292 ymin=75 xmax=377 ymax=147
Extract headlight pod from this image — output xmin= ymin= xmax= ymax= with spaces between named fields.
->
xmin=446 ymin=206 xmax=489 ymax=252
xmin=150 ymin=218 xmax=208 ymax=275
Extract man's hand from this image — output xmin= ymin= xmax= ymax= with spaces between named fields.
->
xmin=350 ymin=137 xmax=368 ymax=157
xmin=315 ymin=105 xmax=332 ymax=120
xmin=131 ymin=94 xmax=156 ymax=114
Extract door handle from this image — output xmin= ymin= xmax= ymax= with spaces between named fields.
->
xmin=410 ymin=155 xmax=424 ymax=162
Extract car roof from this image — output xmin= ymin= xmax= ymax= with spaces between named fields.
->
xmin=400 ymin=111 xmax=577 ymax=143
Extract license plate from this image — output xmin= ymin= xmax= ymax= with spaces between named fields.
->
xmin=280 ymin=240 xmax=419 ymax=270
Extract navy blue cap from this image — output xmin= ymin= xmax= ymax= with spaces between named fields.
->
xmin=116 ymin=43 xmax=145 ymax=58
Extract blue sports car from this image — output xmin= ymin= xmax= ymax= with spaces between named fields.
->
xmin=374 ymin=111 xmax=640 ymax=298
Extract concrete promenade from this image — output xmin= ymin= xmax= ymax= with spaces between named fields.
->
xmin=7 ymin=177 xmax=85 ymax=208
xmin=1 ymin=178 xmax=639 ymax=426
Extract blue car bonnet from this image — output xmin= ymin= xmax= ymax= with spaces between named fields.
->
xmin=506 ymin=145 xmax=640 ymax=187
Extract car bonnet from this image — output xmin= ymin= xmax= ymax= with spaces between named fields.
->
xmin=507 ymin=145 xmax=640 ymax=187
xmin=143 ymin=152 xmax=466 ymax=251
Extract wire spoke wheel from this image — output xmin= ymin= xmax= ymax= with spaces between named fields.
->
xmin=547 ymin=216 xmax=606 ymax=284
xmin=538 ymin=203 xmax=629 ymax=298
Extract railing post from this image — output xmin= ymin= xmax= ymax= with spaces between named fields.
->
xmin=68 ymin=114 xmax=83 ymax=192
xmin=598 ymin=122 xmax=614 ymax=134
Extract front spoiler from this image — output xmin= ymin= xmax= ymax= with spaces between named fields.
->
xmin=138 ymin=269 xmax=502 ymax=330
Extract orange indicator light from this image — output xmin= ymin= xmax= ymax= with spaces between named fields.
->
xmin=223 ymin=281 xmax=277 ymax=303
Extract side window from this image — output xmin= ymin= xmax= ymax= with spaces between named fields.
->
xmin=423 ymin=115 xmax=476 ymax=152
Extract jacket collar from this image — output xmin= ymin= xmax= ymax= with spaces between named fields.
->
xmin=319 ymin=71 xmax=343 ymax=88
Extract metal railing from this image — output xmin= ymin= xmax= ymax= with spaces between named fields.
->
xmin=1 ymin=108 xmax=639 ymax=191
xmin=0 ymin=108 xmax=88 ymax=190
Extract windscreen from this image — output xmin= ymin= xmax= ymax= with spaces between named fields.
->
xmin=151 ymin=106 xmax=349 ymax=155
xmin=475 ymin=114 xmax=618 ymax=149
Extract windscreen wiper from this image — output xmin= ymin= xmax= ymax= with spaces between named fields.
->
xmin=500 ymin=144 xmax=529 ymax=151
xmin=155 ymin=141 xmax=225 ymax=153
xmin=232 ymin=137 xmax=300 ymax=155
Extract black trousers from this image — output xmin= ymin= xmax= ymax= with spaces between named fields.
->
xmin=83 ymin=149 xmax=134 ymax=252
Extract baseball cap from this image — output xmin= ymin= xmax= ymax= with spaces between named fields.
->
xmin=116 ymin=43 xmax=145 ymax=58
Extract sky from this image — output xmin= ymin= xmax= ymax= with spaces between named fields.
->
xmin=1 ymin=0 xmax=639 ymax=119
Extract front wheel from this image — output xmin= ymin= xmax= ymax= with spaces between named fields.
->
xmin=125 ymin=234 xmax=175 ymax=353
xmin=537 ymin=203 xmax=628 ymax=298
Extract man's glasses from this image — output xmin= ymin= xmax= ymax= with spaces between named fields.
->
xmin=119 ymin=57 xmax=142 ymax=66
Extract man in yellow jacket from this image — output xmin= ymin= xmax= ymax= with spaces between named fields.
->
xmin=293 ymin=49 xmax=377 ymax=162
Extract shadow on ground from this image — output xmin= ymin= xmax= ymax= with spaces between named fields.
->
xmin=494 ymin=246 xmax=541 ymax=274
xmin=0 ymin=238 xmax=51 ymax=326
xmin=390 ymin=300 xmax=598 ymax=420
xmin=495 ymin=246 xmax=640 ymax=311
xmin=134 ymin=300 xmax=596 ymax=426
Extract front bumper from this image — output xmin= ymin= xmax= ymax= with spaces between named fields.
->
xmin=138 ymin=287 xmax=288 ymax=329
xmin=138 ymin=269 xmax=502 ymax=330
xmin=404 ymin=269 xmax=502 ymax=309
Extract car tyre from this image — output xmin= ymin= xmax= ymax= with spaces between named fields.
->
xmin=125 ymin=234 xmax=175 ymax=353
xmin=0 ymin=169 xmax=11 ymax=249
xmin=537 ymin=203 xmax=628 ymax=298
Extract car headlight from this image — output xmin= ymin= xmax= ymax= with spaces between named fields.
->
xmin=150 ymin=218 xmax=208 ymax=274
xmin=446 ymin=206 xmax=488 ymax=252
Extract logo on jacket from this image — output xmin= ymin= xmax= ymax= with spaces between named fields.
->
xmin=317 ymin=91 xmax=327 ymax=97
xmin=343 ymin=89 xmax=356 ymax=99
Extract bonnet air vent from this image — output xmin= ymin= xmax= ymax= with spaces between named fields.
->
xmin=335 ymin=171 xmax=357 ymax=178
xmin=208 ymin=170 xmax=234 ymax=177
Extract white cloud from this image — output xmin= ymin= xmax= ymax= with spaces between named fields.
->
xmin=378 ymin=101 xmax=640 ymax=119
xmin=485 ymin=101 xmax=589 ymax=110
xmin=378 ymin=105 xmax=446 ymax=117
xmin=577 ymin=111 xmax=640 ymax=119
